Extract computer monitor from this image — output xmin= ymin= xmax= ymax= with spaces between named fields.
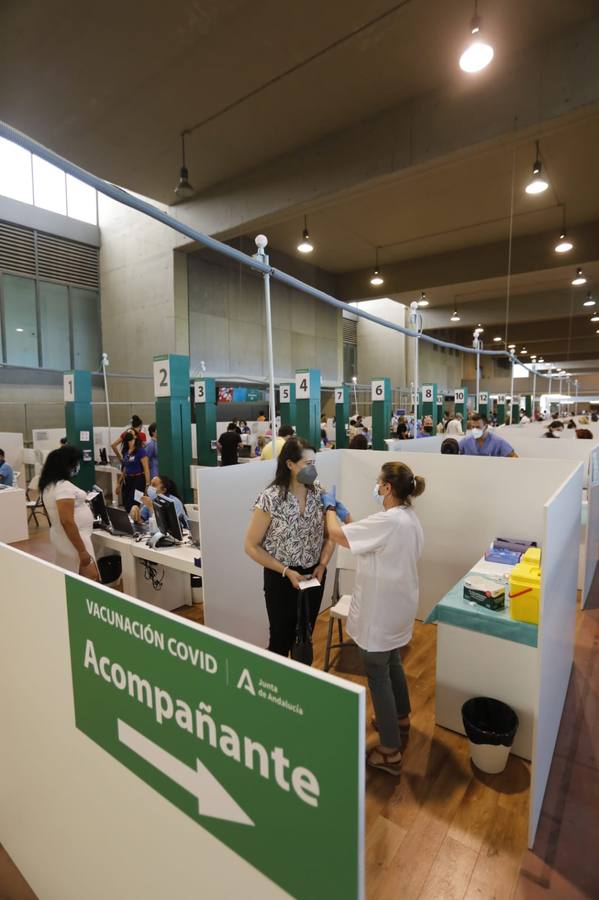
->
xmin=89 ymin=486 xmax=110 ymax=528
xmin=106 ymin=506 xmax=135 ymax=536
xmin=153 ymin=495 xmax=183 ymax=543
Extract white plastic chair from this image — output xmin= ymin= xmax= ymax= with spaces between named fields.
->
xmin=323 ymin=568 xmax=355 ymax=671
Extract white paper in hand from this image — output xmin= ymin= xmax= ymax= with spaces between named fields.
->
xmin=298 ymin=577 xmax=321 ymax=591
xmin=134 ymin=489 xmax=144 ymax=503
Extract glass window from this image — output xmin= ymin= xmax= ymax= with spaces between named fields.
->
xmin=3 ymin=274 xmax=38 ymax=366
xmin=66 ymin=174 xmax=97 ymax=225
xmin=0 ymin=137 xmax=33 ymax=204
xmin=32 ymin=155 xmax=67 ymax=215
xmin=39 ymin=281 xmax=70 ymax=369
xmin=71 ymin=287 xmax=101 ymax=370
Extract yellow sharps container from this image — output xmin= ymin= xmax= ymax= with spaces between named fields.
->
xmin=509 ymin=547 xmax=542 ymax=625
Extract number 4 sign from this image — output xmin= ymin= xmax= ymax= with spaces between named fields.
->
xmin=295 ymin=373 xmax=310 ymax=399
xmin=153 ymin=359 xmax=171 ymax=398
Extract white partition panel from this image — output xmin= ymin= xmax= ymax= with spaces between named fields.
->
xmin=387 ymin=435 xmax=445 ymax=453
xmin=0 ymin=547 xmax=291 ymax=900
xmin=32 ymin=427 xmax=66 ymax=457
xmin=198 ymin=452 xmax=341 ymax=645
xmin=0 ymin=431 xmax=24 ymax=487
xmin=530 ymin=464 xmax=583 ymax=845
xmin=337 ymin=450 xmax=579 ymax=619
xmin=583 ymin=446 xmax=599 ymax=606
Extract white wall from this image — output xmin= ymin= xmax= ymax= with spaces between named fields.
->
xmin=354 ymin=298 xmax=406 ymax=387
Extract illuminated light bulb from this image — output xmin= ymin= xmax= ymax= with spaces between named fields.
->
xmin=493 ymin=336 xmax=502 ymax=342
xmin=525 ymin=141 xmax=549 ymax=194
xmin=554 ymin=232 xmax=573 ymax=253
xmin=591 ymin=315 xmax=599 ymax=323
xmin=572 ymin=267 xmax=587 ymax=286
xmin=370 ymin=269 xmax=384 ymax=286
xmin=583 ymin=293 xmax=596 ymax=307
xmin=418 ymin=291 xmax=429 ymax=307
xmin=450 ymin=309 xmax=460 ymax=322
xmin=459 ymin=5 xmax=494 ymax=73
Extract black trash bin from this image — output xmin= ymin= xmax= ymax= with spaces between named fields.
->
xmin=96 ymin=554 xmax=122 ymax=586
xmin=462 ymin=697 xmax=519 ymax=774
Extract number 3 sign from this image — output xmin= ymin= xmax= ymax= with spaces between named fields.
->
xmin=194 ymin=381 xmax=206 ymax=404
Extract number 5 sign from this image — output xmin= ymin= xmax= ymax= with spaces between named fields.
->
xmin=295 ymin=373 xmax=310 ymax=399
xmin=280 ymin=384 xmax=291 ymax=403
xmin=153 ymin=358 xmax=171 ymax=397
xmin=371 ymin=380 xmax=386 ymax=401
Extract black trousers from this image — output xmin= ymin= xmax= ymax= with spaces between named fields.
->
xmin=122 ymin=474 xmax=145 ymax=513
xmin=264 ymin=566 xmax=326 ymax=658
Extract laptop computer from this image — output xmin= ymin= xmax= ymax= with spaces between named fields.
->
xmin=106 ymin=506 xmax=146 ymax=537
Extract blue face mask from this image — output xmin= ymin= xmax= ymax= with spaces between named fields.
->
xmin=373 ymin=483 xmax=385 ymax=506
xmin=147 ymin=485 xmax=158 ymax=500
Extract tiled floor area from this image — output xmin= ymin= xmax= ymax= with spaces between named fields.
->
xmin=2 ymin=527 xmax=599 ymax=898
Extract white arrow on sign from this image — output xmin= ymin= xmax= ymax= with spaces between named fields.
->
xmin=118 ymin=719 xmax=254 ymax=827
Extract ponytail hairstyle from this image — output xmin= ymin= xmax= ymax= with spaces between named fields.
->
xmin=380 ymin=461 xmax=425 ymax=506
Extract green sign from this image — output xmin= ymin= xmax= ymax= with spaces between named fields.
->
xmin=247 ymin=388 xmax=261 ymax=402
xmin=66 ymin=578 xmax=363 ymax=899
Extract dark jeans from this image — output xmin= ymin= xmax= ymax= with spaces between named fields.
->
xmin=264 ymin=566 xmax=326 ymax=658
xmin=122 ymin=474 xmax=145 ymax=513
xmin=360 ymin=647 xmax=411 ymax=749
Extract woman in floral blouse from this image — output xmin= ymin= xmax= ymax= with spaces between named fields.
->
xmin=245 ymin=437 xmax=334 ymax=657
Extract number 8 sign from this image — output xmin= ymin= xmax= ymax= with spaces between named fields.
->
xmin=422 ymin=385 xmax=433 ymax=402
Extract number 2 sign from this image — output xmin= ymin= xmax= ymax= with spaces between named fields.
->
xmin=153 ymin=358 xmax=171 ymax=397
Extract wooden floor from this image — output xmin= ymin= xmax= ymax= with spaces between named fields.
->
xmin=4 ymin=525 xmax=599 ymax=899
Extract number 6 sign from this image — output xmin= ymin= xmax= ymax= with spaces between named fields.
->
xmin=371 ymin=380 xmax=385 ymax=401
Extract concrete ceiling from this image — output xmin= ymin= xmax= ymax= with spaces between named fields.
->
xmin=0 ymin=0 xmax=596 ymax=203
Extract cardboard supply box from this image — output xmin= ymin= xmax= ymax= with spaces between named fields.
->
xmin=509 ymin=547 xmax=542 ymax=625
xmin=464 ymin=576 xmax=506 ymax=611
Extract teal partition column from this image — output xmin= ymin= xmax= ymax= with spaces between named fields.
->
xmin=437 ymin=395 xmax=444 ymax=422
xmin=524 ymin=394 xmax=532 ymax=417
xmin=335 ymin=386 xmax=350 ymax=448
xmin=454 ymin=387 xmax=468 ymax=424
xmin=153 ymin=354 xmax=192 ymax=503
xmin=371 ymin=378 xmax=391 ymax=450
xmin=295 ymin=369 xmax=321 ymax=448
xmin=279 ymin=383 xmax=296 ymax=428
xmin=478 ymin=391 xmax=489 ymax=419
xmin=64 ymin=370 xmax=94 ymax=491
xmin=194 ymin=379 xmax=217 ymax=467
xmin=496 ymin=393 xmax=506 ymax=425
xmin=421 ymin=384 xmax=438 ymax=426
xmin=511 ymin=396 xmax=521 ymax=424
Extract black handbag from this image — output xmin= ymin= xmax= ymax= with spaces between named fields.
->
xmin=290 ymin=590 xmax=313 ymax=666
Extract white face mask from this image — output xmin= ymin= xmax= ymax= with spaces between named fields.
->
xmin=471 ymin=427 xmax=485 ymax=439
xmin=373 ymin=483 xmax=385 ymax=506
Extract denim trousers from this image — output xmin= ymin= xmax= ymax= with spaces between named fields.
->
xmin=360 ymin=647 xmax=411 ymax=749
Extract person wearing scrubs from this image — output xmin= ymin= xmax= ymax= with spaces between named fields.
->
xmin=0 ymin=448 xmax=14 ymax=486
xmin=130 ymin=474 xmax=189 ymax=530
xmin=460 ymin=413 xmax=518 ymax=457
xmin=323 ymin=461 xmax=425 ymax=776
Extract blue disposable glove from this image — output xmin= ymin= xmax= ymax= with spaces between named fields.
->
xmin=321 ymin=484 xmax=337 ymax=510
xmin=335 ymin=500 xmax=350 ymax=523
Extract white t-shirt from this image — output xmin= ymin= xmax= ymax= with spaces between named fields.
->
xmin=43 ymin=480 xmax=95 ymax=565
xmin=445 ymin=419 xmax=463 ymax=435
xmin=342 ymin=505 xmax=424 ymax=652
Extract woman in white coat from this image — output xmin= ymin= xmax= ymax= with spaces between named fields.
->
xmin=40 ymin=445 xmax=99 ymax=580
xmin=323 ymin=461 xmax=425 ymax=776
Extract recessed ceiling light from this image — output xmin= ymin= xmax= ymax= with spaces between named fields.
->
xmin=525 ymin=140 xmax=549 ymax=195
xmin=572 ymin=267 xmax=587 ymax=286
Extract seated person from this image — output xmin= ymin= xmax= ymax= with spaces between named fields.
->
xmin=349 ymin=433 xmax=368 ymax=450
xmin=460 ymin=413 xmax=518 ymax=457
xmin=543 ymin=421 xmax=564 ymax=438
xmin=396 ymin=422 xmax=409 ymax=440
xmin=261 ymin=424 xmax=294 ymax=460
xmin=217 ymin=422 xmax=242 ymax=466
xmin=0 ymin=448 xmax=14 ymax=486
xmin=519 ymin=410 xmax=531 ymax=424
xmin=576 ymin=428 xmax=593 ymax=440
xmin=131 ymin=475 xmax=188 ymax=529
xmin=239 ymin=420 xmax=251 ymax=434
xmin=255 ymin=434 xmax=269 ymax=457
xmin=441 ymin=438 xmax=460 ymax=454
